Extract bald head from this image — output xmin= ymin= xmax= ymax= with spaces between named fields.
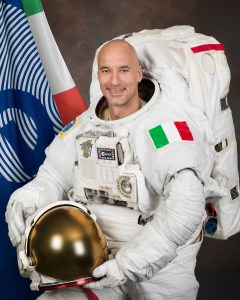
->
xmin=97 ymin=39 xmax=140 ymax=68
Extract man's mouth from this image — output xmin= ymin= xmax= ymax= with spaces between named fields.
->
xmin=108 ymin=88 xmax=125 ymax=97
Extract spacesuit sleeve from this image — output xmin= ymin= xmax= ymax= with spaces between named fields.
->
xmin=115 ymin=109 xmax=209 ymax=282
xmin=116 ymin=169 xmax=205 ymax=281
xmin=8 ymin=117 xmax=81 ymax=209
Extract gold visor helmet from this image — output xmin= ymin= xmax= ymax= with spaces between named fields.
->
xmin=17 ymin=201 xmax=108 ymax=291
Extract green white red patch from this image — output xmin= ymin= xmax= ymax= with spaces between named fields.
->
xmin=148 ymin=121 xmax=194 ymax=149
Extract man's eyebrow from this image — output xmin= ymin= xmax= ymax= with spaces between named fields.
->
xmin=120 ymin=65 xmax=130 ymax=69
xmin=99 ymin=65 xmax=131 ymax=71
xmin=99 ymin=66 xmax=109 ymax=70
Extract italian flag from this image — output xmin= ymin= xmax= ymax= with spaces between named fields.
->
xmin=148 ymin=121 xmax=194 ymax=149
xmin=21 ymin=0 xmax=87 ymax=126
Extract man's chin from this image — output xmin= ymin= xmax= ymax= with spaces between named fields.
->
xmin=107 ymin=96 xmax=127 ymax=106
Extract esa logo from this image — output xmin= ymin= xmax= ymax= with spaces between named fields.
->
xmin=97 ymin=148 xmax=115 ymax=160
xmin=0 ymin=90 xmax=58 ymax=184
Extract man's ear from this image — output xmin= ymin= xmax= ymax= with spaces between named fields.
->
xmin=138 ymin=64 xmax=143 ymax=82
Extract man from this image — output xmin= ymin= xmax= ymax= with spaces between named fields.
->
xmin=6 ymin=39 xmax=211 ymax=299
xmin=97 ymin=40 xmax=143 ymax=120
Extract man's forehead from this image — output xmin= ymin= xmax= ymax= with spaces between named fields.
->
xmin=97 ymin=40 xmax=139 ymax=66
xmin=98 ymin=59 xmax=134 ymax=71
xmin=98 ymin=53 xmax=134 ymax=68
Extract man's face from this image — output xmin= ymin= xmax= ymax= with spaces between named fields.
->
xmin=97 ymin=43 xmax=142 ymax=107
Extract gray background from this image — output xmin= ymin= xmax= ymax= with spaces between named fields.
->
xmin=42 ymin=0 xmax=240 ymax=299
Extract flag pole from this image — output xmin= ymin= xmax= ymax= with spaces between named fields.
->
xmin=21 ymin=0 xmax=87 ymax=126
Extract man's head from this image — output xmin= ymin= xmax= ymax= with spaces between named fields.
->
xmin=97 ymin=40 xmax=143 ymax=114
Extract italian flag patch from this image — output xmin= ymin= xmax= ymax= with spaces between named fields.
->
xmin=148 ymin=121 xmax=194 ymax=149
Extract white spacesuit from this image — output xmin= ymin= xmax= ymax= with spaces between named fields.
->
xmin=6 ymin=24 xmax=240 ymax=300
xmin=6 ymin=66 xmax=213 ymax=299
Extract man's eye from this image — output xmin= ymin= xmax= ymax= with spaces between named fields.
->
xmin=121 ymin=69 xmax=129 ymax=73
xmin=101 ymin=69 xmax=109 ymax=73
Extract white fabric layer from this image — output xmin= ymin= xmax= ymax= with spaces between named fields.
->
xmin=6 ymin=77 xmax=210 ymax=298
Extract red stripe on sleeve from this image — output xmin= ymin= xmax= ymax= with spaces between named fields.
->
xmin=191 ymin=44 xmax=225 ymax=53
xmin=174 ymin=121 xmax=194 ymax=141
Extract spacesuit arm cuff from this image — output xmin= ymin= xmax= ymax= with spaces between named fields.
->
xmin=116 ymin=225 xmax=177 ymax=281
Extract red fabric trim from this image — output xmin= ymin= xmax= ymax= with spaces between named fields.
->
xmin=39 ymin=277 xmax=95 ymax=291
xmin=191 ymin=44 xmax=225 ymax=53
xmin=80 ymin=286 xmax=99 ymax=300
xmin=54 ymin=86 xmax=87 ymax=126
xmin=174 ymin=121 xmax=194 ymax=141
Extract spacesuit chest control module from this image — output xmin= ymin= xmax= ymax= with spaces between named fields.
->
xmin=74 ymin=130 xmax=140 ymax=210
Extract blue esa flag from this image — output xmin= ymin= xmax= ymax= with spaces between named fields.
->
xmin=0 ymin=0 xmax=63 ymax=298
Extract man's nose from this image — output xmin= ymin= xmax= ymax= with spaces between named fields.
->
xmin=110 ymin=71 xmax=120 ymax=86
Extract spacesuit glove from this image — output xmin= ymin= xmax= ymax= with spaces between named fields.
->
xmin=84 ymin=259 xmax=128 ymax=289
xmin=5 ymin=198 xmax=36 ymax=247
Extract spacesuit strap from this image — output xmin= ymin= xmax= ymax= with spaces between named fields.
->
xmin=80 ymin=287 xmax=99 ymax=300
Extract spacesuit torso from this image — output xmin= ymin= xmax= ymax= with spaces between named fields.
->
xmin=58 ymin=77 xmax=211 ymax=252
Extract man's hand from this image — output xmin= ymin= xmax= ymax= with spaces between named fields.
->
xmin=84 ymin=259 xmax=128 ymax=289
xmin=5 ymin=199 xmax=36 ymax=246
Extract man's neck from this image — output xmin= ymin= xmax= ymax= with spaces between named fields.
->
xmin=109 ymin=98 xmax=142 ymax=120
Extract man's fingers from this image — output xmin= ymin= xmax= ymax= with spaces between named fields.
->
xmin=8 ymin=222 xmax=22 ymax=246
xmin=84 ymin=280 xmax=103 ymax=289
xmin=12 ymin=205 xmax=25 ymax=234
xmin=24 ymin=205 xmax=36 ymax=218
xmin=6 ymin=199 xmax=36 ymax=248
xmin=92 ymin=263 xmax=107 ymax=278
xmin=85 ymin=259 xmax=127 ymax=289
xmin=6 ymin=203 xmax=27 ymax=246
xmin=15 ymin=202 xmax=24 ymax=220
